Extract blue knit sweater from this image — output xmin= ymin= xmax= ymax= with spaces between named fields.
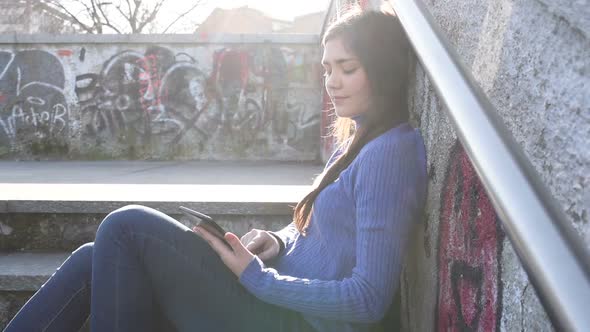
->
xmin=239 ymin=122 xmax=427 ymax=332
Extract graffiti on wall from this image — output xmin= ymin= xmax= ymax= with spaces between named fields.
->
xmin=0 ymin=43 xmax=320 ymax=159
xmin=205 ymin=46 xmax=320 ymax=147
xmin=74 ymin=45 xmax=320 ymax=153
xmin=0 ymin=50 xmax=69 ymax=151
xmin=205 ymin=47 xmax=278 ymax=143
xmin=436 ymin=142 xmax=504 ymax=331
xmin=75 ymin=46 xmax=209 ymax=144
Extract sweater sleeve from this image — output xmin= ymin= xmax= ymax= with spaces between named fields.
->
xmin=269 ymin=222 xmax=298 ymax=253
xmin=239 ymin=138 xmax=423 ymax=322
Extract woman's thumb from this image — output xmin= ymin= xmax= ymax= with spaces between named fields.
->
xmin=225 ymin=232 xmax=246 ymax=252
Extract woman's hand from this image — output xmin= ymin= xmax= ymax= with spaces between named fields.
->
xmin=240 ymin=229 xmax=280 ymax=261
xmin=193 ymin=226 xmax=254 ymax=278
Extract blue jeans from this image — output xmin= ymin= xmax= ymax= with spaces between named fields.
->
xmin=4 ymin=205 xmax=313 ymax=332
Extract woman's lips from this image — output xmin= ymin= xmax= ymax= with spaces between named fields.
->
xmin=332 ymin=96 xmax=348 ymax=105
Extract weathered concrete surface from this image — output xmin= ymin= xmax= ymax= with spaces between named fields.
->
xmin=401 ymin=0 xmax=588 ymax=331
xmin=0 ymin=210 xmax=295 ymax=329
xmin=0 ymin=160 xmax=322 ymax=249
xmin=0 ymin=211 xmax=294 ymax=330
xmin=0 ymin=210 xmax=293 ymax=330
xmin=0 ymin=35 xmax=323 ymax=161
xmin=0 ymin=160 xmax=323 ymax=184
xmin=0 ymin=291 xmax=29 ymax=329
xmin=0 ymin=159 xmax=322 ymax=328
xmin=0 ymin=252 xmax=71 ymax=291
xmin=0 ymin=252 xmax=78 ymax=329
xmin=0 ymin=213 xmax=293 ymax=251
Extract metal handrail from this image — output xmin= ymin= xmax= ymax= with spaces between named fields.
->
xmin=386 ymin=1 xmax=590 ymax=330
xmin=320 ymin=0 xmax=590 ymax=330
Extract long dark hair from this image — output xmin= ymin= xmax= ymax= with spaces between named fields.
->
xmin=293 ymin=8 xmax=411 ymax=234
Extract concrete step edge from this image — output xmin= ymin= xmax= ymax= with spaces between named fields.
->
xmin=0 ymin=201 xmax=298 ymax=215
xmin=0 ymin=184 xmax=309 ymax=215
xmin=0 ymin=251 xmax=69 ymax=292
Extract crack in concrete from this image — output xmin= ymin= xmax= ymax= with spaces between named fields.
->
xmin=533 ymin=0 xmax=589 ymax=39
xmin=520 ymin=283 xmax=530 ymax=332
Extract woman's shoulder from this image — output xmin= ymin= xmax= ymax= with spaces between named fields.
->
xmin=360 ymin=122 xmax=421 ymax=156
xmin=352 ymin=122 xmax=427 ymax=185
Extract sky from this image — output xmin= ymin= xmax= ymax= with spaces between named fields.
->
xmin=157 ymin=0 xmax=331 ymax=32
xmin=54 ymin=0 xmax=331 ymax=33
xmin=199 ymin=0 xmax=330 ymax=21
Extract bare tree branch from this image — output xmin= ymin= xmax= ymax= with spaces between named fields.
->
xmin=116 ymin=0 xmax=132 ymax=23
xmin=45 ymin=0 xmax=204 ymax=34
xmin=136 ymin=0 xmax=166 ymax=33
xmin=45 ymin=0 xmax=96 ymax=33
xmin=124 ymin=0 xmax=133 ymax=19
xmin=89 ymin=0 xmax=104 ymax=33
xmin=115 ymin=4 xmax=129 ymax=22
xmin=130 ymin=0 xmax=140 ymax=32
xmin=96 ymin=1 xmax=123 ymax=33
xmin=162 ymin=0 xmax=202 ymax=33
xmin=77 ymin=0 xmax=101 ymax=32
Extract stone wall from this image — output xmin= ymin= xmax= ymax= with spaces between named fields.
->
xmin=0 ymin=34 xmax=322 ymax=160
xmin=401 ymin=0 xmax=588 ymax=331
xmin=321 ymin=0 xmax=589 ymax=330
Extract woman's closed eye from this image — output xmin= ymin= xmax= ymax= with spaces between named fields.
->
xmin=323 ymin=68 xmax=356 ymax=77
xmin=343 ymin=67 xmax=358 ymax=75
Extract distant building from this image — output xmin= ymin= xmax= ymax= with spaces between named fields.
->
xmin=196 ymin=6 xmax=325 ymax=35
xmin=278 ymin=12 xmax=325 ymax=34
xmin=0 ymin=0 xmax=75 ymax=34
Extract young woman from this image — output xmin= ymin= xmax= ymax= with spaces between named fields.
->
xmin=4 ymin=8 xmax=426 ymax=332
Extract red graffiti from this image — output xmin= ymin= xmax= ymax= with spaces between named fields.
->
xmin=359 ymin=0 xmax=371 ymax=10
xmin=137 ymin=54 xmax=166 ymax=114
xmin=198 ymin=32 xmax=209 ymax=41
xmin=209 ymin=49 xmax=250 ymax=90
xmin=437 ymin=142 xmax=503 ymax=331
xmin=0 ymin=92 xmax=5 ymax=103
xmin=57 ymin=49 xmax=73 ymax=57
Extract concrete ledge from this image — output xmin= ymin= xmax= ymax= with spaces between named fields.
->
xmin=0 ymin=200 xmax=296 ymax=215
xmin=0 ymin=33 xmax=320 ymax=45
xmin=0 ymin=184 xmax=309 ymax=215
xmin=0 ymin=161 xmax=323 ymax=185
xmin=0 ymin=213 xmax=291 ymax=251
xmin=0 ymin=252 xmax=69 ymax=291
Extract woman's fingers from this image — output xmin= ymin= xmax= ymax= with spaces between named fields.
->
xmin=222 ymin=233 xmax=255 ymax=276
xmin=257 ymin=245 xmax=279 ymax=261
xmin=240 ymin=231 xmax=255 ymax=246
xmin=194 ymin=226 xmax=255 ymax=277
xmin=195 ymin=226 xmax=278 ymax=273
xmin=193 ymin=226 xmax=231 ymax=256
xmin=245 ymin=232 xmax=266 ymax=254
xmin=257 ymin=232 xmax=280 ymax=260
xmin=242 ymin=230 xmax=265 ymax=254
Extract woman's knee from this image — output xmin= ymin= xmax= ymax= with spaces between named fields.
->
xmin=58 ymin=242 xmax=93 ymax=281
xmin=73 ymin=242 xmax=93 ymax=272
xmin=96 ymin=204 xmax=151 ymax=238
xmin=72 ymin=242 xmax=93 ymax=258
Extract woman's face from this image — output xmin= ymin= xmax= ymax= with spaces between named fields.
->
xmin=322 ymin=37 xmax=371 ymax=119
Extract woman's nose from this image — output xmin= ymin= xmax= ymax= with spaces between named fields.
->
xmin=325 ymin=72 xmax=341 ymax=91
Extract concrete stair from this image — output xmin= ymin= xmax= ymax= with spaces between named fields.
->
xmin=0 ymin=252 xmax=71 ymax=291
xmin=0 ymin=161 xmax=321 ymax=330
